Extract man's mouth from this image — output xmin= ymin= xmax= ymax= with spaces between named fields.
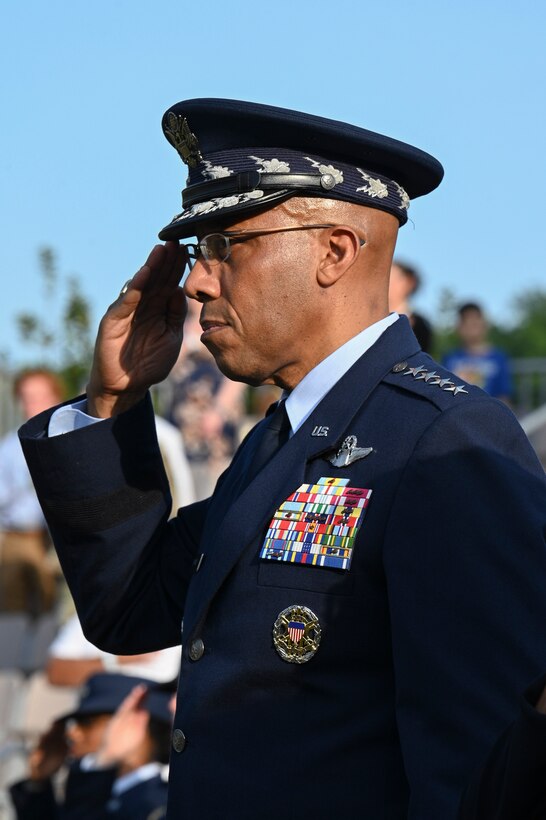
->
xmin=200 ymin=319 xmax=229 ymax=338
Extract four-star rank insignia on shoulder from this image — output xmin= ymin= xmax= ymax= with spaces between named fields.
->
xmin=390 ymin=361 xmax=469 ymax=395
xmin=260 ymin=477 xmax=372 ymax=572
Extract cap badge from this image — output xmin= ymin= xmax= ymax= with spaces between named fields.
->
xmin=164 ymin=113 xmax=203 ymax=168
xmin=273 ymin=604 xmax=321 ymax=663
xmin=327 ymin=435 xmax=373 ymax=467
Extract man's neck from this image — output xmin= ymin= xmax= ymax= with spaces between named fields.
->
xmin=276 ymin=310 xmax=392 ymax=393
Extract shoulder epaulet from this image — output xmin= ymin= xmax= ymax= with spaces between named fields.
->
xmin=383 ymin=356 xmax=482 ymax=409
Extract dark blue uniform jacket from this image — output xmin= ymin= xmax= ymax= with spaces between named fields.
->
xmin=20 ymin=317 xmax=546 ymax=820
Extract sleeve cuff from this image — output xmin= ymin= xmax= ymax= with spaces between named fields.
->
xmin=49 ymin=399 xmax=105 ymax=436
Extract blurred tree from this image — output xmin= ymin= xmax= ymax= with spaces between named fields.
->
xmin=491 ymin=290 xmax=546 ymax=358
xmin=16 ymin=247 xmax=93 ymax=395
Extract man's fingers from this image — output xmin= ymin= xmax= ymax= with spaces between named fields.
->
xmin=116 ymin=241 xmax=186 ymax=294
xmin=106 ymin=242 xmax=187 ymax=324
xmin=140 ymin=242 xmax=184 ymax=292
xmin=166 ymin=287 xmax=188 ymax=331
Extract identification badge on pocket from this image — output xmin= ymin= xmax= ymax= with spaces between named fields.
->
xmin=259 ymin=477 xmax=372 ymax=571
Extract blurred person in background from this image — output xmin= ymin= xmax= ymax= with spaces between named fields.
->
xmin=162 ymin=299 xmax=246 ymax=499
xmin=443 ymin=302 xmax=512 ymax=404
xmin=0 ymin=369 xmax=64 ymax=615
xmin=9 ymin=673 xmax=172 ymax=820
xmin=389 ymin=259 xmax=433 ymax=352
xmin=154 ymin=414 xmax=195 ymax=516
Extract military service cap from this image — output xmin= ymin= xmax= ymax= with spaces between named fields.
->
xmin=158 ymin=98 xmax=444 ymax=240
xmin=60 ymin=673 xmax=173 ymax=725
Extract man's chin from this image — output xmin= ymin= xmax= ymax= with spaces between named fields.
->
xmin=210 ymin=353 xmax=268 ymax=387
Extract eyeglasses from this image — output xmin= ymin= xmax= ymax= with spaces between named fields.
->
xmin=183 ymin=224 xmax=365 ymax=269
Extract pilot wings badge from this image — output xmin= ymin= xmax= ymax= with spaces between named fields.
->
xmin=327 ymin=435 xmax=373 ymax=467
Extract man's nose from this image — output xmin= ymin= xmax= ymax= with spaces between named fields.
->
xmin=184 ymin=259 xmax=222 ymax=301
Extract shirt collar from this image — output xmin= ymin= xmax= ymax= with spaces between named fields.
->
xmin=112 ymin=762 xmax=164 ymax=796
xmin=285 ymin=313 xmax=399 ymax=433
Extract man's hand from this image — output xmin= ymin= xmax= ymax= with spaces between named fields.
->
xmin=87 ymin=242 xmax=188 ymax=418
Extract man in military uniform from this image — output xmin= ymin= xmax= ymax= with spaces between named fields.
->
xmin=19 ymin=99 xmax=546 ymax=819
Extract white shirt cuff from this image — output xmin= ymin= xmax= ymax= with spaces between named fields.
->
xmin=48 ymin=399 xmax=106 ymax=437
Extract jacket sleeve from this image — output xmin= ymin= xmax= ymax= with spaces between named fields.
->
xmin=383 ymin=397 xmax=546 ymax=819
xmin=458 ymin=675 xmax=546 ymax=820
xmin=9 ymin=778 xmax=58 ymax=820
xmin=19 ymin=393 xmax=208 ymax=653
xmin=60 ymin=765 xmax=117 ymax=820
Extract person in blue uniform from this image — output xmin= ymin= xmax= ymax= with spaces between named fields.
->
xmin=10 ymin=673 xmax=172 ymax=819
xmin=19 ymin=99 xmax=546 ymax=820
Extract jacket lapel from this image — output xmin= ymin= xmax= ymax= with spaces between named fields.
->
xmin=182 ymin=316 xmax=420 ymax=632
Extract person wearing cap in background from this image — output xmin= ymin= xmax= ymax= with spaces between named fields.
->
xmin=9 ymin=673 xmax=172 ymax=819
xmin=19 ymin=99 xmax=546 ymax=819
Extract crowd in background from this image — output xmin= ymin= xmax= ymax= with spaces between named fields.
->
xmin=0 ymin=257 xmax=538 ymax=817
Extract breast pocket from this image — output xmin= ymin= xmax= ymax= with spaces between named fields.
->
xmin=258 ymin=558 xmax=356 ymax=595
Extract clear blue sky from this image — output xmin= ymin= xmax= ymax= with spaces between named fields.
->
xmin=2 ymin=0 xmax=545 ymax=368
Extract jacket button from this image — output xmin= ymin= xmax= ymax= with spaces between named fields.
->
xmin=172 ymin=728 xmax=187 ymax=753
xmin=189 ymin=638 xmax=205 ymax=661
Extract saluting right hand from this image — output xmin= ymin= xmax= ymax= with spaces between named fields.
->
xmin=86 ymin=242 xmax=188 ymax=418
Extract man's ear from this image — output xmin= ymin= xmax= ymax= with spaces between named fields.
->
xmin=316 ymin=226 xmax=363 ymax=287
